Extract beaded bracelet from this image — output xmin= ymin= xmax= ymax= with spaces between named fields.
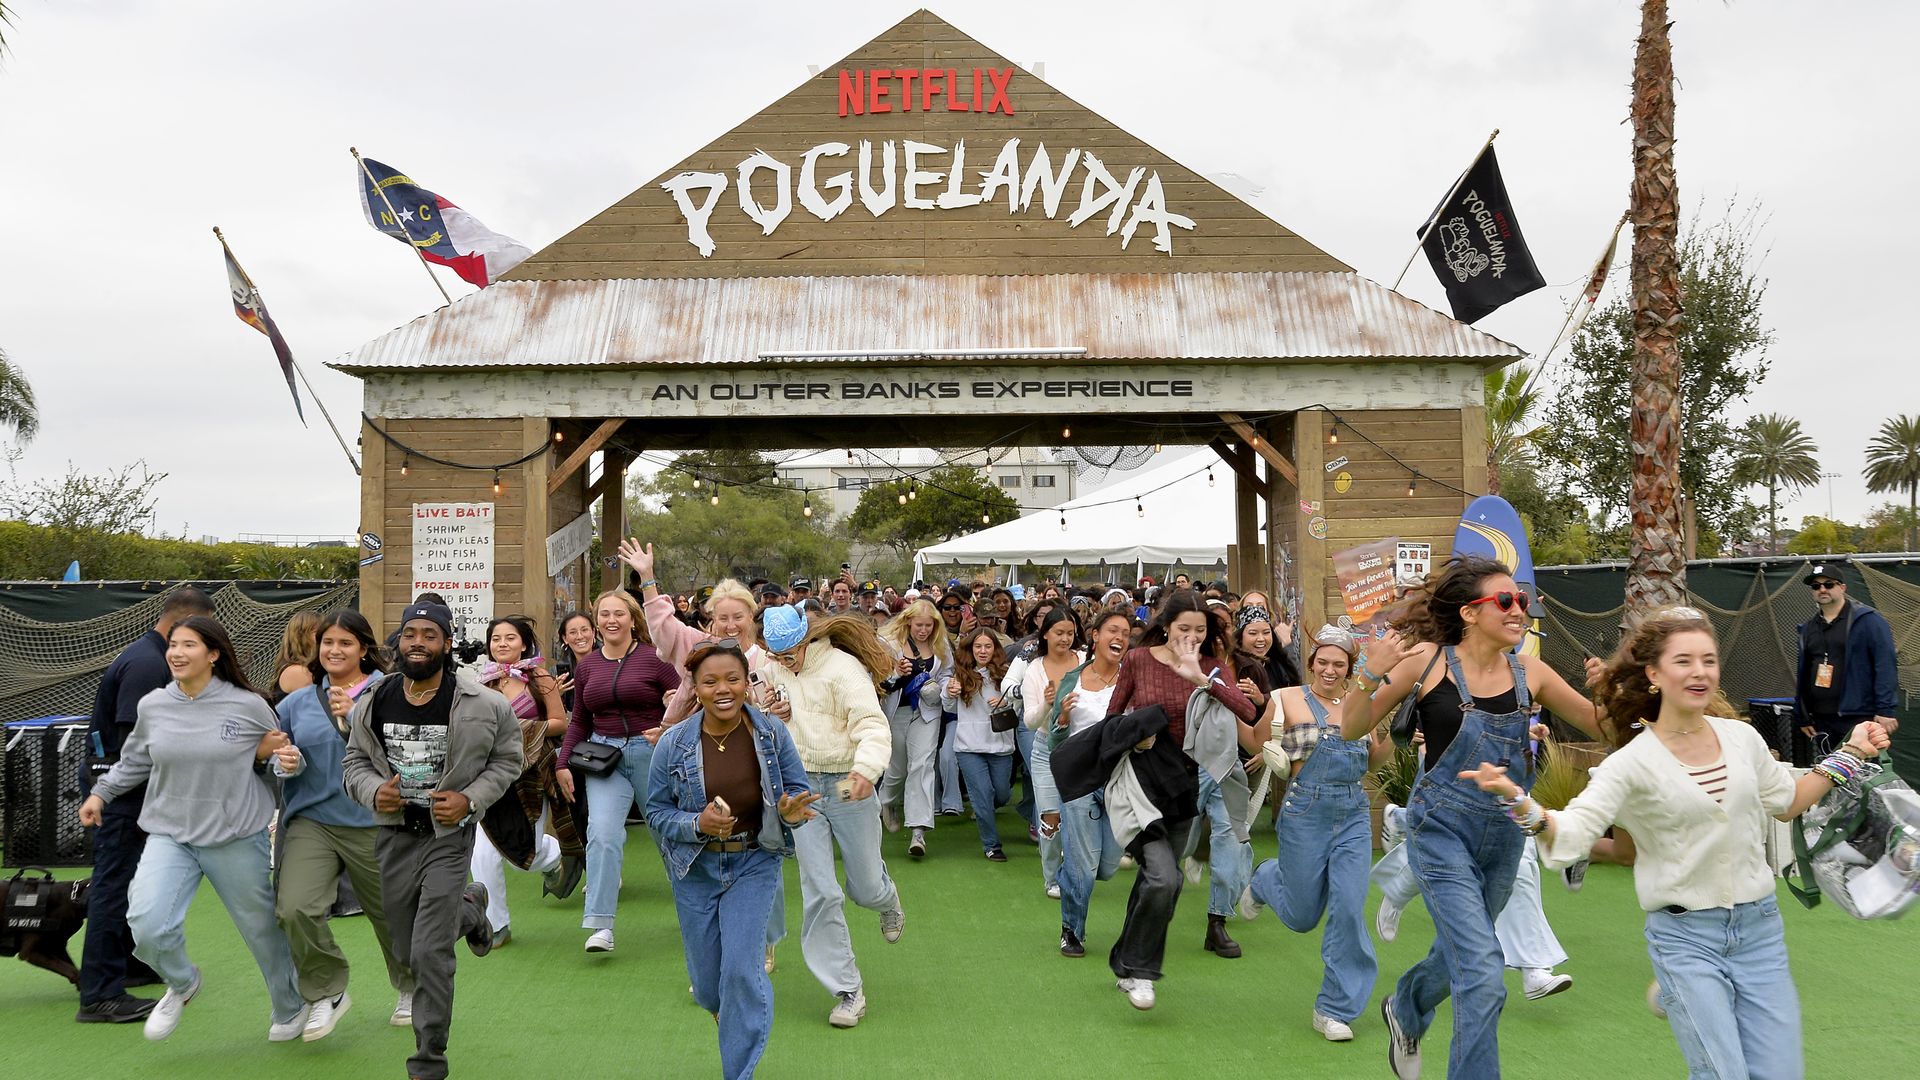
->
xmin=639 ymin=578 xmax=660 ymax=590
xmin=1496 ymin=791 xmax=1548 ymax=835
xmin=1813 ymin=749 xmax=1866 ymax=787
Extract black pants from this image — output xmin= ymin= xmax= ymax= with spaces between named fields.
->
xmin=78 ymin=793 xmax=153 ymax=1004
xmin=1809 ymin=714 xmax=1869 ymax=758
xmin=1108 ymin=817 xmax=1191 ymax=982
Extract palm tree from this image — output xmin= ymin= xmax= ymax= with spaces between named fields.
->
xmin=1484 ymin=363 xmax=1547 ymax=496
xmin=0 ymin=346 xmax=36 ymax=443
xmin=1731 ymin=413 xmax=1821 ymax=554
xmin=1625 ymin=0 xmax=1687 ymax=612
xmin=1864 ymin=414 xmax=1920 ymax=551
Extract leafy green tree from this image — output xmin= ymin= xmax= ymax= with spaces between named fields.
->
xmin=1786 ymin=515 xmax=1858 ymax=557
xmin=1862 ymin=503 xmax=1920 ymax=553
xmin=0 ymin=346 xmax=35 ymax=444
xmin=1540 ymin=206 xmax=1771 ymax=544
xmin=1485 ymin=363 xmax=1547 ymax=496
xmin=1863 ymin=414 xmax=1920 ymax=552
xmin=625 ymin=452 xmax=845 ymax=588
xmin=1731 ymin=413 xmax=1821 ymax=554
xmin=846 ymin=466 xmax=1019 ymax=561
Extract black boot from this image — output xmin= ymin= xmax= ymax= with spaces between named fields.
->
xmin=1204 ymin=913 xmax=1242 ymax=958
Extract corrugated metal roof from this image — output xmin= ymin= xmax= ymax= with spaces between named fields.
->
xmin=330 ymin=272 xmax=1523 ymax=374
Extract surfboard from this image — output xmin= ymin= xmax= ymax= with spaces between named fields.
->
xmin=1452 ymin=494 xmax=1542 ymax=656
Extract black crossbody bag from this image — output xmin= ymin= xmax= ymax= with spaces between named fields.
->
xmin=1388 ymin=649 xmax=1445 ymax=745
xmin=566 ymin=652 xmax=628 ymax=776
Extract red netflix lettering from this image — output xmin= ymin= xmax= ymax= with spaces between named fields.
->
xmin=985 ymin=67 xmax=1015 ymax=115
xmin=838 ymin=70 xmax=864 ymax=117
xmin=868 ymin=68 xmax=893 ymax=113
xmin=972 ymin=68 xmax=984 ymax=112
xmin=897 ymin=69 xmax=919 ymax=112
xmin=947 ymin=68 xmax=970 ymax=111
xmin=921 ymin=69 xmax=943 ymax=111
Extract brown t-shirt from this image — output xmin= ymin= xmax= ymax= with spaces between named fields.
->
xmin=701 ymin=722 xmax=763 ymax=841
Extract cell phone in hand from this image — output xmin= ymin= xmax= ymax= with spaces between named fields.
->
xmin=836 ymin=778 xmax=855 ymax=800
xmin=713 ymin=796 xmax=731 ymax=817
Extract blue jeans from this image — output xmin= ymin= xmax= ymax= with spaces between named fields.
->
xmin=1180 ymin=770 xmax=1252 ymax=917
xmin=1017 ymin=724 xmax=1064 ymax=887
xmin=1251 ymin=781 xmax=1376 ymax=1021
xmin=793 ymin=771 xmax=899 ymax=995
xmin=1058 ymin=789 xmax=1123 ymax=940
xmin=126 ymin=829 xmax=305 ymax=1024
xmin=955 ymin=752 xmax=1015 ymax=851
xmin=1644 ymin=897 xmax=1803 ymax=1079
xmin=673 ymin=847 xmax=784 ymax=1080
xmin=1390 ymin=799 xmax=1524 ymax=1079
xmin=582 ymin=734 xmax=660 ymax=930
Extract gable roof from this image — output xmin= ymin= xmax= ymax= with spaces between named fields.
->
xmin=504 ymin=9 xmax=1349 ymax=281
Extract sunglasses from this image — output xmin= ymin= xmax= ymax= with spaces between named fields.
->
xmin=1466 ymin=590 xmax=1532 ymax=613
xmin=1810 ymin=580 xmax=1842 ymax=590
xmin=939 ymin=604 xmax=964 ymax=612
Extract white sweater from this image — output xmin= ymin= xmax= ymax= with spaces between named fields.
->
xmin=764 ymin=645 xmax=893 ymax=783
xmin=1540 ymin=716 xmax=1795 ymax=913
xmin=942 ymin=684 xmax=1016 ymax=755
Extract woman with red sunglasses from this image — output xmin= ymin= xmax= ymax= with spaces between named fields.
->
xmin=1339 ymin=555 xmax=1603 ymax=1080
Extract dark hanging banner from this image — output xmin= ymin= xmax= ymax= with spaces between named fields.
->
xmin=1416 ymin=146 xmax=1545 ymax=323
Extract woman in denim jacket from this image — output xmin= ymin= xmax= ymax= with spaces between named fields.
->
xmin=646 ymin=642 xmax=819 ymax=1080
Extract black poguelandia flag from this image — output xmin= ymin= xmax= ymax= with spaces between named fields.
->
xmin=1416 ymin=146 xmax=1545 ymax=323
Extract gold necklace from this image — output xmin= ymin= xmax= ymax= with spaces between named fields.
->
xmin=404 ymin=677 xmax=438 ymax=704
xmin=705 ymin=715 xmax=746 ymax=752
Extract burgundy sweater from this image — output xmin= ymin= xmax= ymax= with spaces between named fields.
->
xmin=558 ymin=643 xmax=681 ymax=767
xmin=1106 ymin=647 xmax=1256 ymax=745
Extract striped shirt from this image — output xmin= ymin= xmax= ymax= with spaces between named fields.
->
xmin=1688 ymin=757 xmax=1728 ymax=803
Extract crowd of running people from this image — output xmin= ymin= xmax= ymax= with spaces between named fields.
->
xmin=68 ymin=548 xmax=1891 ymax=1079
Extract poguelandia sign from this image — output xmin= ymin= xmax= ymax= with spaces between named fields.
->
xmin=662 ymin=66 xmax=1196 ymax=256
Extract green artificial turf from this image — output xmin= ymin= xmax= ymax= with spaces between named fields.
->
xmin=4 ymin=815 xmax=1914 ymax=1079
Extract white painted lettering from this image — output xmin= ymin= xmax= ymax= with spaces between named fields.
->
xmin=798 ymin=142 xmax=853 ymax=221
xmin=661 ymin=171 xmax=729 ymax=257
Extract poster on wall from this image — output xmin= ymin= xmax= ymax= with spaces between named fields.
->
xmin=1395 ymin=542 xmax=1433 ymax=589
xmin=1332 ymin=536 xmax=1400 ymax=639
xmin=412 ymin=502 xmax=495 ymax=646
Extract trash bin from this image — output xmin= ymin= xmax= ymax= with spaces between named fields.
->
xmin=3 ymin=717 xmax=93 ymax=868
xmin=1748 ymin=698 xmax=1811 ymax=768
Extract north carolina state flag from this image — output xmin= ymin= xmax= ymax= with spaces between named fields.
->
xmin=358 ymin=157 xmax=531 ymax=287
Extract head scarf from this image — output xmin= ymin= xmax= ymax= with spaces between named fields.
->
xmin=1307 ymin=624 xmax=1357 ymax=660
xmin=1234 ymin=605 xmax=1275 ymax=634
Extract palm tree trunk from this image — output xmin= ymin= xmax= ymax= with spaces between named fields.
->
xmin=1767 ymin=481 xmax=1778 ymax=555
xmin=1909 ymin=481 xmax=1917 ymax=552
xmin=1625 ymin=0 xmax=1687 ymax=611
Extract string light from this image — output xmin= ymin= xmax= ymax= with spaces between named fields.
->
xmin=400 ymin=455 xmax=410 ymax=477
xmin=1207 ymin=467 xmax=1215 ymax=488
xmin=1062 ymin=425 xmax=1071 ymax=439
xmin=1329 ymin=422 xmax=1340 ymax=446
xmin=1153 ymin=443 xmax=1163 ymax=454
xmin=1135 ymin=498 xmax=1145 ymax=518
xmin=692 ymin=475 xmax=701 ymax=489
xmin=1059 ymin=512 xmax=1068 ymax=531
xmin=552 ymin=430 xmax=564 ymax=443
xmin=898 ymin=488 xmax=909 ymax=506
xmin=1406 ymin=476 xmax=1417 ymax=498
xmin=491 ymin=471 xmax=502 ymax=495
xmin=803 ymin=497 xmax=813 ymax=519
xmin=982 ymin=507 xmax=991 ymax=525
xmin=710 ymin=490 xmax=720 ymax=506
xmin=908 ymin=481 xmax=917 ymax=501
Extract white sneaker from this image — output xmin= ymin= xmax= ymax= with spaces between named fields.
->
xmin=1116 ymin=977 xmax=1156 ymax=1011
xmin=390 ymin=991 xmax=413 ymax=1027
xmin=1313 ymin=1011 xmax=1355 ymax=1042
xmin=1521 ymin=968 xmax=1574 ymax=1000
xmin=1181 ymin=857 xmax=1204 ymax=886
xmin=1381 ymin=995 xmax=1422 ymax=1080
xmin=908 ymin=828 xmax=927 ymax=858
xmin=1045 ymin=883 xmax=1062 ymax=900
xmin=1376 ymin=898 xmax=1404 ymax=943
xmin=143 ymin=968 xmax=201 ymax=1042
xmin=268 ymin=1002 xmax=311 ymax=1043
xmin=1238 ymin=884 xmax=1262 ymax=921
xmin=1562 ymin=859 xmax=1589 ymax=892
xmin=880 ymin=905 xmax=905 ymax=943
xmin=1381 ymin=804 xmax=1409 ymax=850
xmin=881 ymin=803 xmax=901 ymax=834
xmin=585 ymin=929 xmax=616 ymax=953
xmin=828 ymin=987 xmax=866 ymax=1028
xmin=301 ymin=992 xmax=350 ymax=1042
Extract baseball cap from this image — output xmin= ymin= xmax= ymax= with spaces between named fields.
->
xmin=400 ymin=600 xmax=453 ymax=637
xmin=789 ymin=575 xmax=812 ymax=591
xmin=859 ymin=579 xmax=881 ymax=595
xmin=763 ymin=605 xmax=808 ymax=652
xmin=1804 ymin=564 xmax=1843 ymax=586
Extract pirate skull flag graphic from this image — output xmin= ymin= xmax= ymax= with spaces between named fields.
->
xmin=1416 ymin=146 xmax=1545 ymax=323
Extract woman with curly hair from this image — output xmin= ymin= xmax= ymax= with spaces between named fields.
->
xmin=1459 ymin=606 xmax=1889 ymax=1080
xmin=1340 ymin=555 xmax=1603 ymax=1080
xmin=876 ymin=598 xmax=952 ymax=857
xmin=942 ymin=629 xmax=1017 ymax=860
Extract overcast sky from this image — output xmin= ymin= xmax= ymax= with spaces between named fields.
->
xmin=1 ymin=0 xmax=1909 ymax=544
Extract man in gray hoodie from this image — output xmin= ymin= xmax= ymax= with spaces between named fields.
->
xmin=343 ymin=600 xmax=521 ymax=1080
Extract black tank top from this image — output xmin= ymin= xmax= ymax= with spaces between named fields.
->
xmin=1415 ymin=678 xmax=1519 ymax=764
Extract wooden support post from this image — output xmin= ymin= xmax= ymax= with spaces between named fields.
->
xmin=1292 ymin=410 xmax=1328 ymax=634
xmin=1263 ymin=414 xmax=1296 ymax=618
xmin=548 ymin=418 xmax=625 ymax=495
xmin=359 ymin=415 xmax=389 ymax=639
xmin=1232 ymin=441 xmax=1262 ymax=592
xmin=599 ymin=447 xmax=631 ymax=591
xmin=1461 ymin=402 xmax=1489 ymax=511
xmin=522 ymin=418 xmax=554 ymax=629
xmin=1219 ymin=412 xmax=1299 ymax=487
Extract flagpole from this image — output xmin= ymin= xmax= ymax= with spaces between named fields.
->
xmin=351 ymin=147 xmax=455 ymax=307
xmin=1516 ymin=210 xmax=1629 ymax=402
xmin=1391 ymin=128 xmax=1499 ymax=291
xmin=214 ymin=227 xmax=362 ymax=476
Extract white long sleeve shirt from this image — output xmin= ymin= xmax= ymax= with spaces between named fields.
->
xmin=1539 ymin=716 xmax=1796 ymax=913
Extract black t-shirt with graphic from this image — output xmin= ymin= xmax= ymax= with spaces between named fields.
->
xmin=373 ymin=674 xmax=454 ymax=828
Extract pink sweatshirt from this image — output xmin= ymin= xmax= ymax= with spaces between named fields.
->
xmin=644 ymin=593 xmax=770 ymax=726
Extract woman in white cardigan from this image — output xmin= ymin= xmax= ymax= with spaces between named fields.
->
xmin=1459 ymin=606 xmax=1889 ymax=1080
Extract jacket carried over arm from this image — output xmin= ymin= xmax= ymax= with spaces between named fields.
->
xmin=341 ymin=672 xmax=525 ymax=839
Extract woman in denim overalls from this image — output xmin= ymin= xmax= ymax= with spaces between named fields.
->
xmin=1250 ymin=625 xmax=1393 ymax=1042
xmin=1341 ymin=556 xmax=1603 ymax=1080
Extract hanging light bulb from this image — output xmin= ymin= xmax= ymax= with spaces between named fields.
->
xmin=982 ymin=508 xmax=991 ymax=525
xmin=492 ymin=471 xmax=502 ymax=496
xmin=1135 ymin=499 xmax=1145 ymax=519
xmin=1153 ymin=442 xmax=1163 ymax=454
xmin=552 ymin=430 xmax=564 ymax=443
xmin=692 ymin=475 xmax=701 ymax=489
xmin=898 ymin=490 xmax=909 ymax=506
xmin=1251 ymin=434 xmax=1262 ymax=448
xmin=711 ymin=490 xmax=721 ymax=506
xmin=1207 ymin=468 xmax=1215 ymax=488
xmin=400 ymin=455 xmax=410 ymax=478
xmin=803 ymin=497 xmax=813 ymax=519
xmin=1329 ymin=422 xmax=1340 ymax=446
xmin=1062 ymin=425 xmax=1071 ymax=440
xmin=1406 ymin=475 xmax=1417 ymax=498
xmin=1059 ymin=512 xmax=1068 ymax=531
xmin=908 ymin=481 xmax=917 ymax=501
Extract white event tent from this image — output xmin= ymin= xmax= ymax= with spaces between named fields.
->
xmin=915 ymin=451 xmax=1241 ymax=580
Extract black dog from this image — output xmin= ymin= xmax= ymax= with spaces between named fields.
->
xmin=2 ymin=868 xmax=91 ymax=986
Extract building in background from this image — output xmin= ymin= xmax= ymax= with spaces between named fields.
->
xmin=772 ymin=447 xmax=1078 ymax=521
